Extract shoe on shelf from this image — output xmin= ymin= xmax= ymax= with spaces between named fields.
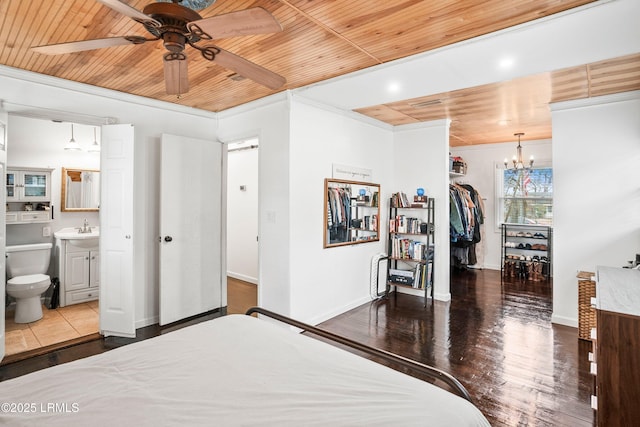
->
xmin=517 ymin=243 xmax=525 ymax=249
xmin=525 ymin=232 xmax=533 ymax=238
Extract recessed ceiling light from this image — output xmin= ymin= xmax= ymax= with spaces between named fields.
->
xmin=498 ymin=119 xmax=511 ymax=126
xmin=498 ymin=57 xmax=515 ymax=69
xmin=387 ymin=82 xmax=401 ymax=93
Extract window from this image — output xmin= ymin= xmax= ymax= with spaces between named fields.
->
xmin=497 ymin=166 xmax=553 ymax=226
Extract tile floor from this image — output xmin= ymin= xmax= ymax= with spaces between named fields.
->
xmin=4 ymin=301 xmax=99 ymax=356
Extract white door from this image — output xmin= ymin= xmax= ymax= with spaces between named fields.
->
xmin=159 ymin=134 xmax=222 ymax=325
xmin=99 ymin=124 xmax=135 ymax=337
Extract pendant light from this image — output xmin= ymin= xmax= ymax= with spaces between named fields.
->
xmin=504 ymin=132 xmax=533 ymax=170
xmin=64 ymin=123 xmax=81 ymax=151
xmin=87 ymin=127 xmax=100 ymax=153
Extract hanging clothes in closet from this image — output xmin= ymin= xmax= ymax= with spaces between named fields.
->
xmin=450 ymin=183 xmax=485 ymax=269
xmin=327 ymin=186 xmax=352 ymax=244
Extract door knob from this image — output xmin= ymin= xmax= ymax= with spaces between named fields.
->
xmin=164 ymin=236 xmax=173 ymax=242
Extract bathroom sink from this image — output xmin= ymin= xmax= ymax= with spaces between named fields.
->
xmin=54 ymin=227 xmax=100 ymax=247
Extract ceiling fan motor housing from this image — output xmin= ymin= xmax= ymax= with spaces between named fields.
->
xmin=142 ymin=2 xmax=204 ymax=52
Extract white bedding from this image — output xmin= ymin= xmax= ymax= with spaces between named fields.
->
xmin=0 ymin=314 xmax=490 ymax=426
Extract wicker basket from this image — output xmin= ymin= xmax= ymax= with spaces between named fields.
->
xmin=577 ymin=271 xmax=596 ymax=341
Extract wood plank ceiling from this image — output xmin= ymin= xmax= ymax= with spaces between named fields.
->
xmin=1 ymin=0 xmax=638 ymax=145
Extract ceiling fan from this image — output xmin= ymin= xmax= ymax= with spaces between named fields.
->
xmin=32 ymin=0 xmax=286 ymax=95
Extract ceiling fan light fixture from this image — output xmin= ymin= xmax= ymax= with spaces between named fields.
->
xmin=64 ymin=123 xmax=82 ymax=151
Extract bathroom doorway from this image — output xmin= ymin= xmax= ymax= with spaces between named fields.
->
xmin=3 ymin=116 xmax=101 ymax=361
xmin=226 ymin=138 xmax=259 ymax=314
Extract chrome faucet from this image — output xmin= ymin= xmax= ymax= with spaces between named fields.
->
xmin=79 ymin=218 xmax=92 ymax=234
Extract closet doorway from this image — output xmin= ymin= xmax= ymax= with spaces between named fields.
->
xmin=226 ymin=139 xmax=259 ymax=314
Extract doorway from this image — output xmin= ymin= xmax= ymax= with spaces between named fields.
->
xmin=3 ymin=117 xmax=101 ymax=360
xmin=226 ymin=138 xmax=259 ymax=314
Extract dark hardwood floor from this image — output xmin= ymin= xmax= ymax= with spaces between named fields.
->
xmin=318 ymin=269 xmax=593 ymax=427
xmin=0 ymin=270 xmax=592 ymax=426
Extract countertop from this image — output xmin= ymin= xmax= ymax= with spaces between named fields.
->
xmin=596 ymin=265 xmax=640 ymax=317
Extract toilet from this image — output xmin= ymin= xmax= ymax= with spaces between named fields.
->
xmin=6 ymin=243 xmax=53 ymax=323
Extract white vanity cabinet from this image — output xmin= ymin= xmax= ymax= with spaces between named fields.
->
xmin=57 ymin=239 xmax=100 ymax=306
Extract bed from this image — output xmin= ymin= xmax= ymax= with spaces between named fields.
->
xmin=0 ymin=308 xmax=490 ymax=426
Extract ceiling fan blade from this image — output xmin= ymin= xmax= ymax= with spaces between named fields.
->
xmin=95 ymin=0 xmax=159 ymax=25
xmin=164 ymin=56 xmax=190 ymax=95
xmin=190 ymin=7 xmax=282 ymax=39
xmin=213 ymin=47 xmax=285 ymax=90
xmin=32 ymin=37 xmax=145 ymax=55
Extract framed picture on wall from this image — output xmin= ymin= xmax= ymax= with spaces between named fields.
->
xmin=0 ymin=121 xmax=5 ymax=151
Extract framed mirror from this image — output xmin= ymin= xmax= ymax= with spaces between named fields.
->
xmin=324 ymin=178 xmax=380 ymax=248
xmin=61 ymin=167 xmax=100 ymax=212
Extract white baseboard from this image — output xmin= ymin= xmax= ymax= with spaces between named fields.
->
xmin=135 ymin=315 xmax=159 ymax=330
xmin=551 ymin=313 xmax=578 ymax=328
xmin=227 ymin=271 xmax=258 ymax=285
xmin=304 ymin=295 xmax=372 ymax=326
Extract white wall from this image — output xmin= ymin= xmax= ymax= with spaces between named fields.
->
xmin=393 ymin=120 xmax=451 ymax=300
xmin=450 ymin=139 xmax=553 ymax=270
xmin=227 ymin=145 xmax=259 ymax=284
xmin=288 ymin=97 xmax=394 ymax=324
xmin=0 ymin=67 xmax=219 ymax=328
xmin=218 ymin=94 xmax=291 ymax=317
xmin=550 ymin=91 xmax=640 ymax=327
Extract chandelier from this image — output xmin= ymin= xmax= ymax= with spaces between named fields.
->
xmin=504 ymin=132 xmax=533 ymax=170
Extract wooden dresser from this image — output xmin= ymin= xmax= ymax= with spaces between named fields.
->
xmin=592 ymin=266 xmax=640 ymax=426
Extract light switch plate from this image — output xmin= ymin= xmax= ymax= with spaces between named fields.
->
xmin=42 ymin=226 xmax=51 ymax=237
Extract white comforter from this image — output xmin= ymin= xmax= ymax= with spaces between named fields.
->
xmin=0 ymin=314 xmax=490 ymax=426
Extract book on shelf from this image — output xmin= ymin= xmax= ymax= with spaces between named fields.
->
xmin=391 ymin=192 xmax=410 ymax=208
xmin=390 ymin=215 xmax=424 ymax=234
xmin=363 ymin=215 xmax=378 ymax=231
xmin=390 ymin=236 xmax=426 ymax=260
xmin=388 ymin=263 xmax=431 ymax=289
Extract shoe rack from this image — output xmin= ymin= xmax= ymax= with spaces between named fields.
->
xmin=501 ymin=223 xmax=552 ymax=282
